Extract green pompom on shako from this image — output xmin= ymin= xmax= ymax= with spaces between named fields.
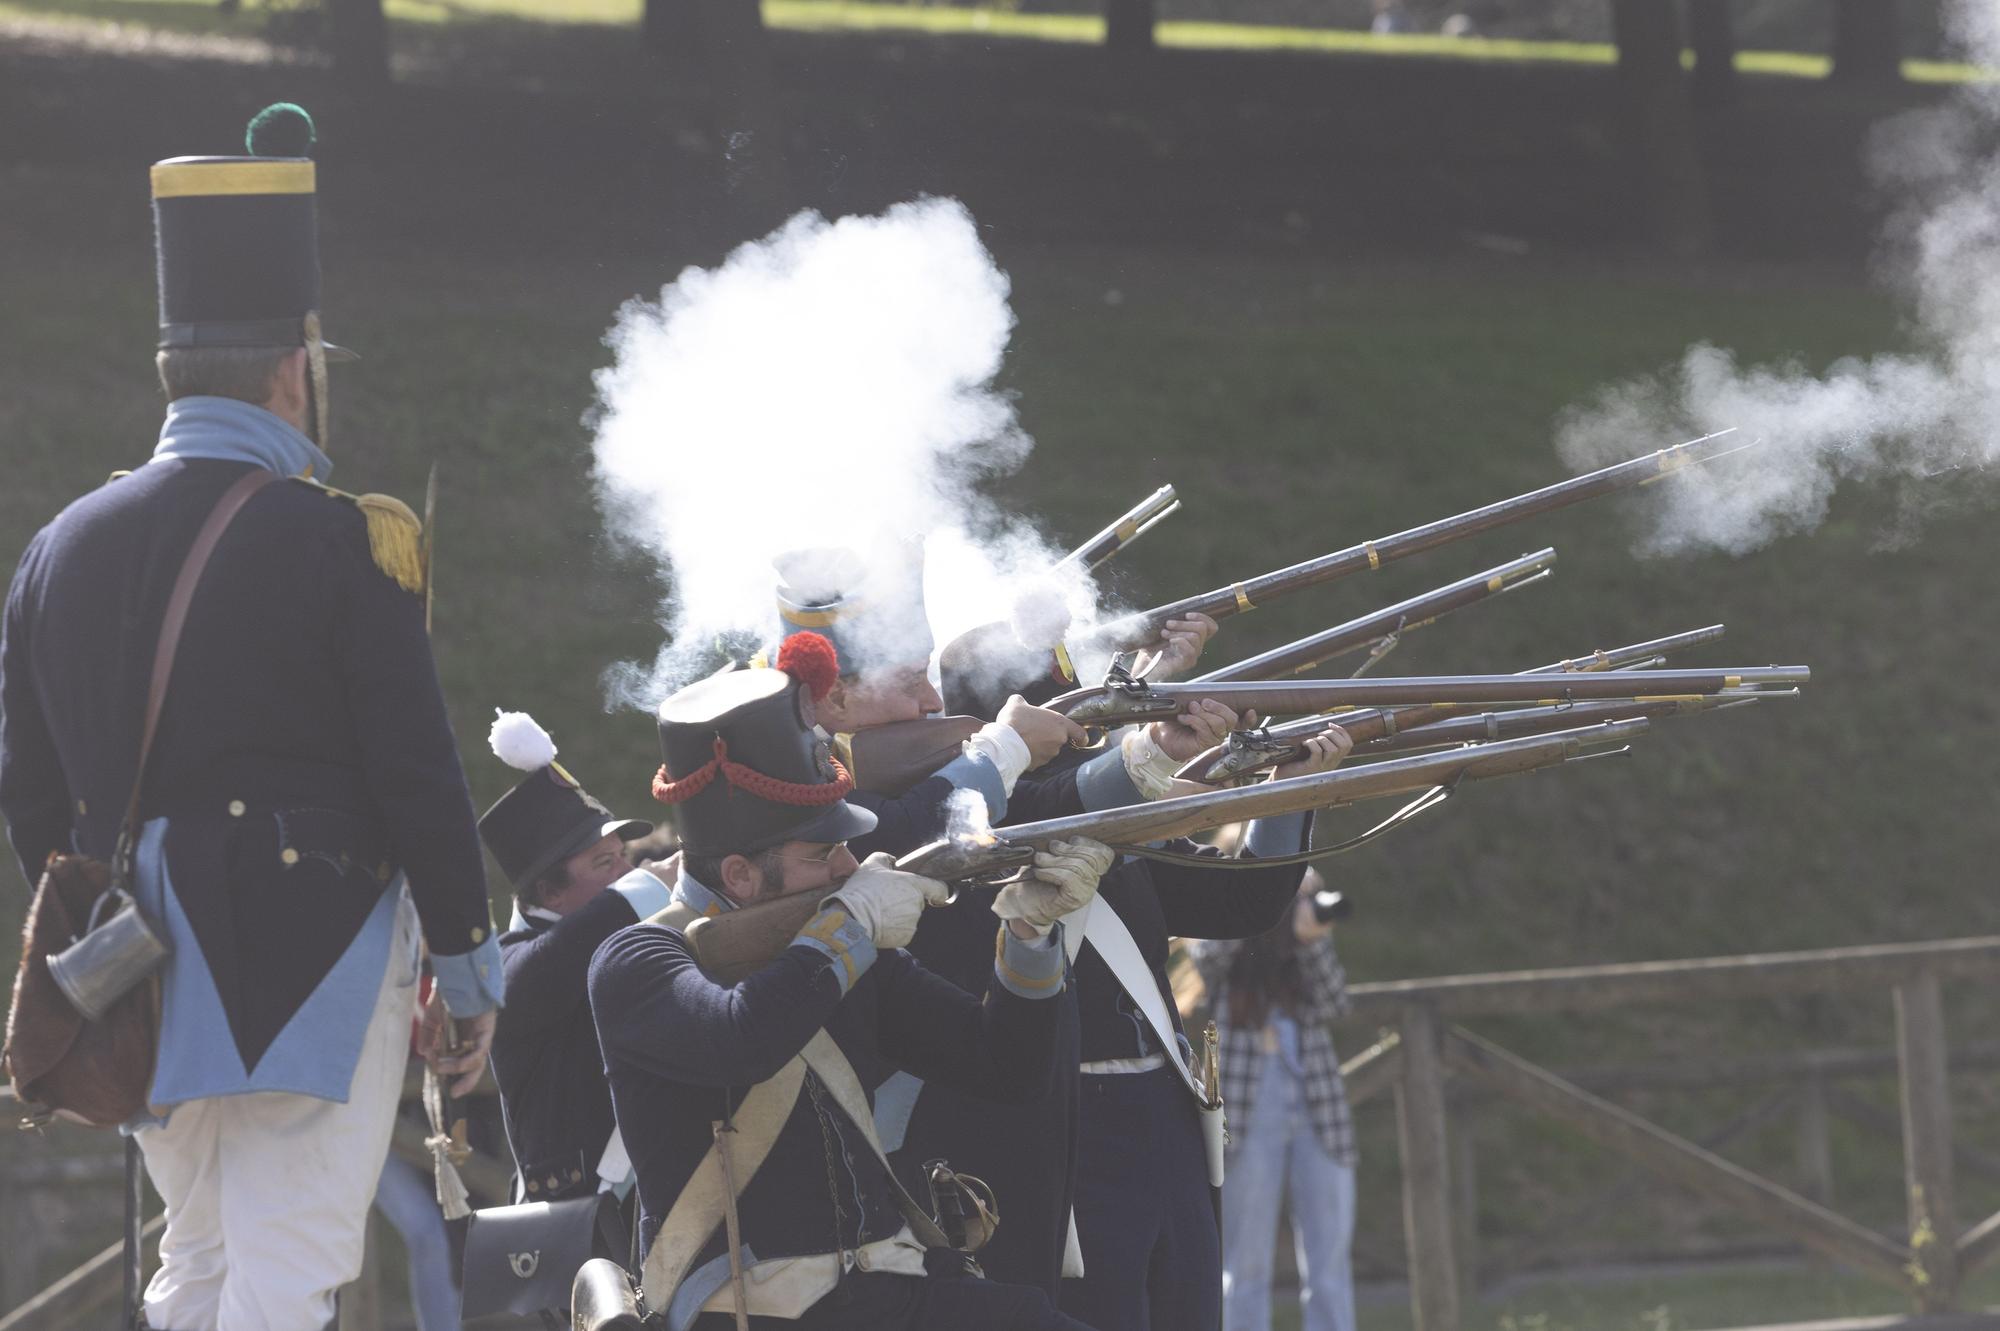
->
xmin=150 ymin=101 xmax=353 ymax=364
xmin=245 ymin=101 xmax=316 ymax=158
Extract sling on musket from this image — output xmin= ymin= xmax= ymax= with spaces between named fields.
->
xmin=681 ymin=720 xmax=1650 ymax=983
xmin=1055 ymin=484 xmax=1182 ymax=573
xmin=1194 ymin=548 xmax=1555 ymax=683
xmin=1177 ymin=625 xmax=1730 ymax=783
xmin=1053 ymin=664 xmax=1807 ymax=729
xmin=1086 ymin=429 xmax=1747 ymax=653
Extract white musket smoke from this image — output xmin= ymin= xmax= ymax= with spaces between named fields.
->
xmin=1558 ymin=0 xmax=2000 ymax=556
xmin=589 ymin=198 xmax=1093 ymax=707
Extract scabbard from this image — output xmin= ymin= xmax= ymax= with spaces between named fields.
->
xmin=1200 ymin=1100 xmax=1227 ymax=1189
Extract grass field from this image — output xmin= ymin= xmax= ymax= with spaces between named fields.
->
xmin=5 ymin=9 xmax=2000 ymax=1325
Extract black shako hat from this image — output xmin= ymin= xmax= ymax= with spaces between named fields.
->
xmin=774 ymin=541 xmax=933 ymax=679
xmin=478 ymin=713 xmax=650 ymax=892
xmin=151 ymin=103 xmax=357 ymax=364
xmin=653 ymin=660 xmax=876 ymax=858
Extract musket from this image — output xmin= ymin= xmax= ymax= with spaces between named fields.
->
xmin=1195 ymin=549 xmax=1555 ymax=683
xmin=1054 ymin=485 xmax=1182 ymax=573
xmin=1087 ymin=429 xmax=1746 ymax=653
xmin=1356 ymin=691 xmax=1785 ymax=755
xmin=1176 ymin=625 xmax=1730 ymax=783
xmin=680 ymin=720 xmax=1649 ymax=983
xmin=1050 ymin=664 xmax=1808 ymax=729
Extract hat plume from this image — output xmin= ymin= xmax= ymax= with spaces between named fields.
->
xmin=490 ymin=709 xmax=558 ymax=772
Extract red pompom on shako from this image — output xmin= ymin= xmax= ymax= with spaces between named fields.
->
xmin=777 ymin=631 xmax=840 ymax=703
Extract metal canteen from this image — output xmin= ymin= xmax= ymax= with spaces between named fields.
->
xmin=45 ymin=890 xmax=169 ymax=1022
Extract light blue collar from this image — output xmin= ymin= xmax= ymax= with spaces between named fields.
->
xmin=672 ymin=870 xmax=737 ymax=917
xmin=154 ymin=396 xmax=333 ymax=481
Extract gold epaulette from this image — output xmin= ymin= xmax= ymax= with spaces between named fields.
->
xmin=288 ymin=476 xmax=427 ymax=595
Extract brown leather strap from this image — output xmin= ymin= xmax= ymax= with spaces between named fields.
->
xmin=117 ymin=469 xmax=278 ymax=850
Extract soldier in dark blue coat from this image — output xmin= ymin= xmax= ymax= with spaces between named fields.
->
xmin=587 ymin=642 xmax=1114 ymax=1330
xmin=476 ymin=709 xmax=665 ymax=1202
xmin=0 ymin=104 xmax=502 ymax=1331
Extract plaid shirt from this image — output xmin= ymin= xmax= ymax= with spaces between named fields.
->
xmin=1189 ymin=933 xmax=1356 ymax=1168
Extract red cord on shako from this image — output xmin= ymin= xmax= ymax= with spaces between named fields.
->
xmin=653 ymin=632 xmax=852 ymax=805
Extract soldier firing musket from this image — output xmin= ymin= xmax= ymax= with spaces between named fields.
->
xmin=678 ymin=718 xmax=1650 ymax=983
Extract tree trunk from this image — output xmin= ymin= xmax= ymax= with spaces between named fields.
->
xmin=1830 ymin=0 xmax=1902 ymax=84
xmin=1610 ymin=0 xmax=1713 ymax=260
xmin=694 ymin=0 xmax=793 ymax=233
xmin=644 ymin=0 xmax=707 ymax=85
xmin=325 ymin=0 xmax=389 ymax=85
xmin=1105 ymin=0 xmax=1156 ymax=52
xmin=1685 ymin=0 xmax=1737 ymax=105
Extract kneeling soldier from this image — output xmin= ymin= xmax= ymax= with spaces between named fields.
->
xmin=587 ymin=637 xmax=1113 ymax=1331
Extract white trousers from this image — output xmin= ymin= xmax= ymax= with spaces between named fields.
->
xmin=136 ymin=896 xmax=419 ymax=1331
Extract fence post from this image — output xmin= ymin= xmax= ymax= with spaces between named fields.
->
xmin=1797 ymin=1073 xmax=1835 ymax=1206
xmin=1451 ymin=1099 xmax=1480 ymax=1298
xmin=1895 ymin=970 xmax=1958 ymax=1311
xmin=1396 ymin=1004 xmax=1460 ymax=1331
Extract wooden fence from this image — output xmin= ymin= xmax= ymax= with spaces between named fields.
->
xmin=1338 ymin=936 xmax=2000 ymax=1331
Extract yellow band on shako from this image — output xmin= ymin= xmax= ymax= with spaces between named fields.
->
xmin=778 ymin=598 xmax=864 ymax=630
xmin=152 ymin=160 xmax=316 ymax=200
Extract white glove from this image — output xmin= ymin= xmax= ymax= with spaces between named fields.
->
xmin=993 ymin=838 xmax=1115 ymax=931
xmin=824 ymin=852 xmax=950 ymax=950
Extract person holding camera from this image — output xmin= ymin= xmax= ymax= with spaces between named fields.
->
xmin=1188 ymin=867 xmax=1357 ymax=1331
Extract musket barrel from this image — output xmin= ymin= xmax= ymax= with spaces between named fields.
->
xmin=1177 ymin=625 xmax=1731 ymax=783
xmin=1094 ymin=430 xmax=1742 ymax=650
xmin=1360 ymin=693 xmax=1757 ymax=754
xmin=1054 ymin=666 xmax=1807 ymax=725
xmin=1196 ymin=548 xmax=1556 ymax=683
xmin=900 ymin=719 xmax=1651 ymax=881
xmin=1056 ymin=484 xmax=1182 ymax=573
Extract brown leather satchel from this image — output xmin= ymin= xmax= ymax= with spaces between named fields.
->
xmin=3 ymin=469 xmax=276 ymax=1128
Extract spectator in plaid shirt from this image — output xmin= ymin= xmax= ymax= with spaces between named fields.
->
xmin=1189 ymin=866 xmax=1356 ymax=1331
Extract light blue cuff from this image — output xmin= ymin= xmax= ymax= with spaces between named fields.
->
xmin=609 ymin=867 xmax=673 ymax=922
xmin=1074 ymin=746 xmax=1145 ymax=812
xmin=993 ymin=921 xmax=1066 ymax=999
xmin=936 ymin=751 xmax=1007 ymax=823
xmin=792 ymin=904 xmax=879 ymax=995
xmin=432 ymin=934 xmax=505 ymax=1017
xmin=1245 ymin=812 xmax=1310 ymax=858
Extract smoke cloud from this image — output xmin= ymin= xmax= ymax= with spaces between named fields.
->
xmin=590 ymin=198 xmax=1093 ymax=708
xmin=1556 ymin=0 xmax=2000 ymax=556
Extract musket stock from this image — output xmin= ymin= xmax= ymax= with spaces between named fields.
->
xmin=1174 ymin=626 xmax=1732 ymax=782
xmin=1195 ymin=549 xmax=1555 ymax=683
xmin=682 ymin=719 xmax=1650 ymax=983
xmin=1090 ymin=430 xmax=1745 ymax=652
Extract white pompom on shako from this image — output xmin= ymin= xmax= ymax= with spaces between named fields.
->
xmin=490 ymin=709 xmax=558 ymax=772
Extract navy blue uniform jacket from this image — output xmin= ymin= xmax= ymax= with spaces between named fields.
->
xmin=0 ymin=458 xmax=492 ymax=1085
xmin=588 ymin=921 xmax=1059 ymax=1295
xmin=494 ymin=890 xmax=643 ymax=1199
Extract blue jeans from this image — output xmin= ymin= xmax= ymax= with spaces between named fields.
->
xmin=1220 ymin=1051 xmax=1356 ymax=1331
xmin=374 ymin=1151 xmax=461 ymax=1331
